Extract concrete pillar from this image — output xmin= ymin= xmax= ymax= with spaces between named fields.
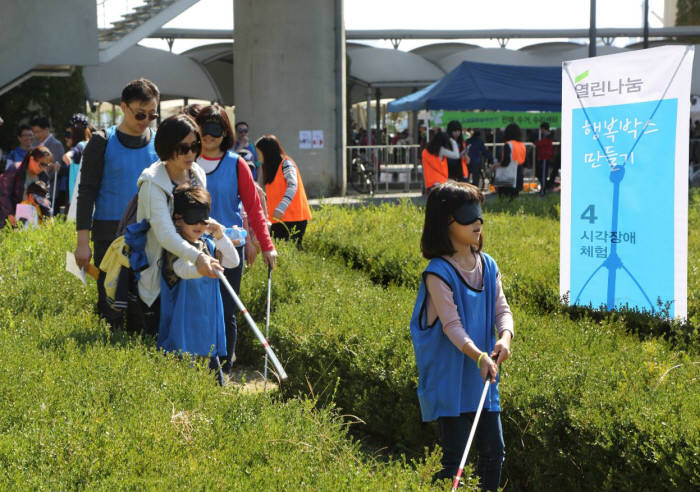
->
xmin=233 ymin=0 xmax=346 ymax=196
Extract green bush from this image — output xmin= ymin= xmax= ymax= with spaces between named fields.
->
xmin=239 ymin=242 xmax=699 ymax=490
xmin=0 ymin=220 xmax=454 ymax=490
xmin=305 ymin=196 xmax=699 ymax=352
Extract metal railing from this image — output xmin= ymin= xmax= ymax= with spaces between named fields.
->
xmin=346 ymin=142 xmax=563 ymax=194
xmin=346 ymin=145 xmax=422 ymax=193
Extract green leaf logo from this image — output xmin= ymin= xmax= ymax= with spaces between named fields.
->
xmin=575 ymin=70 xmax=590 ymax=83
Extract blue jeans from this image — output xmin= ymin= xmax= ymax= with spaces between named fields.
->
xmin=436 ymin=411 xmax=505 ymax=491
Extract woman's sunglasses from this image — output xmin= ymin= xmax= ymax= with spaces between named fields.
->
xmin=176 ymin=140 xmax=202 ymax=155
xmin=65 ymin=131 xmax=72 ymax=138
xmin=127 ymin=105 xmax=158 ymax=121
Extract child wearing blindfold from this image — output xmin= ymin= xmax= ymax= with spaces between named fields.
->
xmin=409 ymin=181 xmax=514 ymax=490
xmin=19 ymin=180 xmax=52 ymax=222
xmin=156 ymin=184 xmax=239 ymax=383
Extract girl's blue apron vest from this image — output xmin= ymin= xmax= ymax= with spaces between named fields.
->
xmin=157 ymin=237 xmax=227 ymax=357
xmin=410 ymin=253 xmax=500 ymax=422
xmin=93 ymin=126 xmax=158 ymax=221
xmin=206 ymin=151 xmax=243 ymax=228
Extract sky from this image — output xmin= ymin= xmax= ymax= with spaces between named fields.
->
xmin=99 ymin=0 xmax=669 ymax=54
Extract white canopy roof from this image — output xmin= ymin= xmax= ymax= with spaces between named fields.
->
xmin=83 ymin=45 xmax=220 ymax=102
xmin=348 ymin=47 xmax=444 ymax=87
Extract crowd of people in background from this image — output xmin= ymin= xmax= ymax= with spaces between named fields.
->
xmin=351 ymin=119 xmax=561 ymax=196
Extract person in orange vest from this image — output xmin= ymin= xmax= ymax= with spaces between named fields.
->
xmin=494 ymin=123 xmax=526 ymax=198
xmin=446 ymin=120 xmax=470 ymax=182
xmin=255 ymin=135 xmax=312 ymax=246
xmin=421 ymin=131 xmax=464 ymax=194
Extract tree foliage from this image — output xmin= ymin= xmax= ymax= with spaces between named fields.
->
xmin=0 ymin=67 xmax=86 ymax=152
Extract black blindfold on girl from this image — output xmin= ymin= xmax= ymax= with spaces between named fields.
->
xmin=452 ymin=201 xmax=483 ymax=225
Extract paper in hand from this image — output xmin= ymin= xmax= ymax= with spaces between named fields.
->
xmin=65 ymin=251 xmax=86 ymax=284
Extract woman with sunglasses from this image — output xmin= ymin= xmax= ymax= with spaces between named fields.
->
xmin=0 ymin=146 xmax=55 ymax=228
xmin=195 ymin=105 xmax=276 ymax=372
xmin=133 ymin=114 xmax=222 ymax=336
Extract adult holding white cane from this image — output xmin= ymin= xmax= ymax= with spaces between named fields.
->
xmin=194 ymin=105 xmax=276 ymax=375
xmin=409 ymin=181 xmax=513 ymax=491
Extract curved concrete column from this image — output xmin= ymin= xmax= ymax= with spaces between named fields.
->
xmin=233 ymin=0 xmax=346 ymax=196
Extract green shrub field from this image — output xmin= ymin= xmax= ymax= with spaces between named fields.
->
xmin=305 ymin=192 xmax=700 ymax=351
xmin=239 ymin=242 xmax=699 ymax=490
xmin=0 ymin=222 xmax=451 ymax=490
xmin=1 ymin=189 xmax=698 ymax=490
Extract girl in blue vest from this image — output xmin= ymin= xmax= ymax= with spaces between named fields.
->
xmin=409 ymin=181 xmax=514 ymax=491
xmin=157 ymin=184 xmax=239 ymax=382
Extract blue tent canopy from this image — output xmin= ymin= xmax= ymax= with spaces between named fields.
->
xmin=387 ymin=60 xmax=561 ymax=112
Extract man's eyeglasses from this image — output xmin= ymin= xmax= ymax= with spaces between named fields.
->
xmin=236 ymin=127 xmax=249 ymax=134
xmin=126 ymin=105 xmax=158 ymax=121
xmin=38 ymin=161 xmax=50 ymax=168
xmin=176 ymin=140 xmax=202 ymax=156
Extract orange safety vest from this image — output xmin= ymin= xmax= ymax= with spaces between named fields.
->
xmin=508 ymin=140 xmax=527 ymax=165
xmin=265 ymin=156 xmax=312 ymax=222
xmin=422 ymin=149 xmax=448 ymax=189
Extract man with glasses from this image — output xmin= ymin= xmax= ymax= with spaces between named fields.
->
xmin=233 ymin=121 xmax=260 ymax=180
xmin=74 ymin=78 xmax=160 ymax=329
xmin=6 ymin=125 xmax=34 ymax=170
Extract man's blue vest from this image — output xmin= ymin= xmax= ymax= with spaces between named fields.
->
xmin=206 ymin=151 xmax=243 ymax=228
xmin=93 ymin=126 xmax=158 ymax=221
xmin=410 ymin=253 xmax=500 ymax=422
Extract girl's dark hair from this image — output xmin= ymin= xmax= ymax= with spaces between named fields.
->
xmin=504 ymin=123 xmax=522 ymax=142
xmin=20 ymin=146 xmax=53 ymax=170
xmin=421 ymin=180 xmax=485 ymax=259
xmin=425 ymin=131 xmax=450 ymax=156
xmin=255 ymin=135 xmax=287 ymax=185
xmin=173 ymin=184 xmax=211 ymax=216
xmin=446 ymin=120 xmax=463 ymax=148
xmin=155 ymin=114 xmax=201 ymax=161
xmin=195 ymin=104 xmax=235 ymax=152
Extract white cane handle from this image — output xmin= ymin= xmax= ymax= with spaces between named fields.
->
xmin=217 ymin=271 xmax=288 ymax=381
xmin=451 ymin=378 xmax=491 ymax=491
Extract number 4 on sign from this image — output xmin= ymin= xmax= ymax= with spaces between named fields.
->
xmin=581 ymin=204 xmax=598 ymax=224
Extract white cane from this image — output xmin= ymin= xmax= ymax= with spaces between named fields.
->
xmin=50 ymin=163 xmax=58 ymax=214
xmin=451 ymin=367 xmax=494 ymax=491
xmin=264 ymin=265 xmax=272 ymax=389
xmin=216 ymin=270 xmax=288 ymax=382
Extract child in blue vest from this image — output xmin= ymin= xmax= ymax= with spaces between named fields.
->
xmin=409 ymin=181 xmax=514 ymax=491
xmin=157 ymin=184 xmax=239 ymax=381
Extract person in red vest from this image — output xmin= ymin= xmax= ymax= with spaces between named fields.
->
xmin=494 ymin=123 xmax=526 ymax=198
xmin=255 ymin=135 xmax=312 ymax=246
xmin=421 ymin=131 xmax=464 ymax=194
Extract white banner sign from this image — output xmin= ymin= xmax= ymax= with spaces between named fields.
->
xmin=560 ymin=45 xmax=694 ymax=319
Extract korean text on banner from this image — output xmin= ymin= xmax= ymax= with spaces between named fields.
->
xmin=560 ymin=45 xmax=694 ymax=319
